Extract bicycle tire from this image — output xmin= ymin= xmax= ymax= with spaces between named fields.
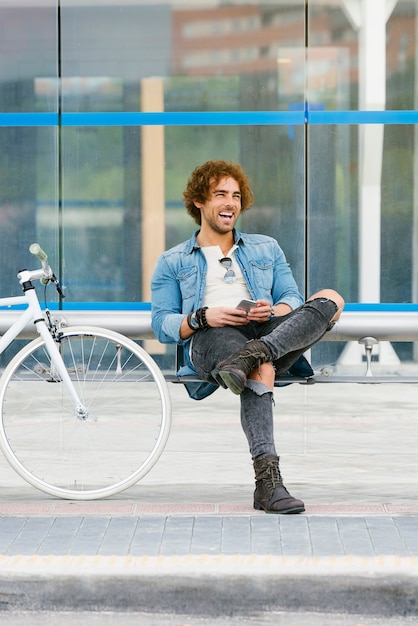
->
xmin=0 ymin=326 xmax=172 ymax=500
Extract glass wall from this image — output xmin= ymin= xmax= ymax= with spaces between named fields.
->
xmin=0 ymin=1 xmax=58 ymax=298
xmin=0 ymin=0 xmax=417 ymax=366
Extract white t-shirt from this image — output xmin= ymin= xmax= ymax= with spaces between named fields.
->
xmin=202 ymin=245 xmax=251 ymax=308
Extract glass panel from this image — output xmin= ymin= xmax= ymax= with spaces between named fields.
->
xmin=387 ymin=1 xmax=417 ymax=110
xmin=167 ymin=124 xmax=306 ymax=289
xmin=60 ymin=1 xmax=305 ymax=113
xmin=0 ymin=127 xmax=57 ymax=297
xmin=58 ymin=122 xmax=305 ymax=302
xmin=308 ymin=3 xmax=358 ymax=110
xmin=59 ymin=125 xmax=124 ymax=302
xmin=309 ymin=120 xmax=417 ymax=366
xmin=307 ymin=1 xmax=418 ymax=368
xmin=381 ymin=124 xmax=414 ymax=305
xmin=308 ymin=124 xmax=357 ymax=300
xmin=58 ymin=1 xmax=306 ymax=303
xmin=309 ymin=0 xmax=417 ymax=111
xmin=0 ymin=1 xmax=58 ymax=300
xmin=0 ymin=1 xmax=57 ymax=113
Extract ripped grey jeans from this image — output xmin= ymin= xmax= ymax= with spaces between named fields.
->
xmin=191 ymin=298 xmax=338 ymax=460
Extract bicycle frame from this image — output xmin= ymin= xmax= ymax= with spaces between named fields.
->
xmin=0 ymin=245 xmax=172 ymax=499
xmin=0 ymin=269 xmax=84 ymax=413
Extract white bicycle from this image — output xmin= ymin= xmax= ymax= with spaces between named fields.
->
xmin=0 ymin=244 xmax=171 ymax=500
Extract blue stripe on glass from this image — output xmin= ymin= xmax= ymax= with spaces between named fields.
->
xmin=61 ymin=302 xmax=417 ymax=312
xmin=2 ymin=110 xmax=418 ymax=127
xmin=0 ymin=302 xmax=152 ymax=311
xmin=308 ymin=110 xmax=418 ymax=124
xmin=58 ymin=302 xmax=417 ymax=312
xmin=61 ymin=111 xmax=305 ymax=126
xmin=0 ymin=113 xmax=58 ymax=126
xmin=60 ymin=302 xmax=152 ymax=310
xmin=3 ymin=302 xmax=417 ymax=312
xmin=344 ymin=303 xmax=418 ymax=312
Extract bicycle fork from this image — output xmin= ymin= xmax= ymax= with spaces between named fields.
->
xmin=36 ymin=321 xmax=89 ymax=421
xmin=14 ymin=280 xmax=87 ymax=421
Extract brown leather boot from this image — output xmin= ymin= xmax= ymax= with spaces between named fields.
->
xmin=211 ymin=339 xmax=272 ymax=395
xmin=253 ymin=454 xmax=305 ymax=514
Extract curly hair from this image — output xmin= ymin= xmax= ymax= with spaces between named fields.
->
xmin=183 ymin=160 xmax=254 ymax=225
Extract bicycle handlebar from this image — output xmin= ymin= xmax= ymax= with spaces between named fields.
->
xmin=29 ymin=243 xmax=48 ymax=263
xmin=18 ymin=244 xmax=64 ymax=296
xmin=29 ymin=242 xmax=55 ymax=287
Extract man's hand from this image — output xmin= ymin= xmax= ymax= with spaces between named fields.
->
xmin=180 ymin=305 xmax=249 ymax=339
xmin=205 ymin=306 xmax=250 ymax=327
xmin=206 ymin=300 xmax=291 ymax=326
xmin=180 ymin=300 xmax=294 ymax=338
xmin=245 ymin=299 xmax=273 ymax=323
xmin=245 ymin=299 xmax=292 ymax=323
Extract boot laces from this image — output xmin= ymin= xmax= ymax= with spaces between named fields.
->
xmin=233 ymin=348 xmax=266 ymax=368
xmin=226 ymin=344 xmax=269 ymax=372
xmin=263 ymin=461 xmax=284 ymax=492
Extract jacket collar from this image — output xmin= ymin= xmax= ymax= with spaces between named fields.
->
xmin=188 ymin=229 xmax=244 ymax=254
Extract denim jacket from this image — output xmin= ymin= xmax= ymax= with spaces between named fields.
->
xmin=151 ymin=229 xmax=304 ymax=400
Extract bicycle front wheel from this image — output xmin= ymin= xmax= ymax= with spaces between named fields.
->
xmin=0 ymin=326 xmax=172 ymax=500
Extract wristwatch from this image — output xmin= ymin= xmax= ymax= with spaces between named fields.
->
xmin=187 ymin=311 xmax=200 ymax=331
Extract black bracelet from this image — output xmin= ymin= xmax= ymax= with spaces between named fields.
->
xmin=195 ymin=308 xmax=201 ymax=328
xmin=195 ymin=307 xmax=204 ymax=329
xmin=195 ymin=306 xmax=210 ymax=331
xmin=186 ymin=312 xmax=195 ymax=331
xmin=200 ymin=306 xmax=210 ymax=331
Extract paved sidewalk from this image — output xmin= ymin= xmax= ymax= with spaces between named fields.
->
xmin=1 ymin=513 xmax=418 ymax=557
xmin=0 ymin=382 xmax=418 ymax=616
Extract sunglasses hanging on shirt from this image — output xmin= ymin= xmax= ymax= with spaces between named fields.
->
xmin=219 ymin=257 xmax=236 ymax=284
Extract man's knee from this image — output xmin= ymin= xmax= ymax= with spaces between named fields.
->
xmin=307 ymin=289 xmax=344 ymax=320
xmin=248 ymin=361 xmax=275 ymax=390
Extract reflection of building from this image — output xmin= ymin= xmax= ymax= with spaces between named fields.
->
xmin=386 ymin=5 xmax=416 ymax=74
xmin=1 ymin=3 xmax=416 ymax=94
xmin=173 ymin=5 xmax=304 ymax=76
xmin=172 ymin=3 xmax=416 ymax=89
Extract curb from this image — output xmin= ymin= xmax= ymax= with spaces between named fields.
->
xmin=1 ymin=555 xmax=418 ymax=616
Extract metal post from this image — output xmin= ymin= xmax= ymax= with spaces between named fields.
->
xmin=338 ymin=0 xmax=399 ymax=368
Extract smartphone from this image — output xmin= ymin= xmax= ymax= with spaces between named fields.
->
xmin=236 ymin=299 xmax=258 ymax=312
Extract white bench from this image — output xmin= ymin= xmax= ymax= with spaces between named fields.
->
xmin=1 ymin=304 xmax=418 ymax=384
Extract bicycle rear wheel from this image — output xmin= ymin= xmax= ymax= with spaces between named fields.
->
xmin=0 ymin=326 xmax=171 ymax=500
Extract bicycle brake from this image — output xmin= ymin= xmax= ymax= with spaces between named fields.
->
xmin=52 ymin=274 xmax=65 ymax=298
xmin=45 ymin=309 xmax=65 ymax=342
